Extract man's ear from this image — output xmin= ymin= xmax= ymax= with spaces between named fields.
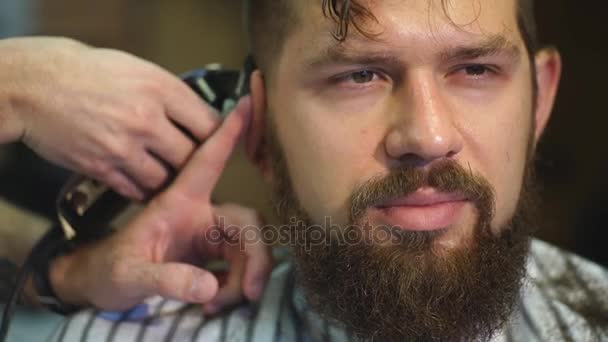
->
xmin=533 ymin=48 xmax=562 ymax=143
xmin=246 ymin=70 xmax=273 ymax=182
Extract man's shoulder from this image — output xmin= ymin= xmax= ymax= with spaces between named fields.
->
xmin=517 ymin=239 xmax=608 ymax=340
xmin=528 ymin=239 xmax=608 ymax=297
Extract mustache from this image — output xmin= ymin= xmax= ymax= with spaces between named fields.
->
xmin=349 ymin=159 xmax=496 ymax=225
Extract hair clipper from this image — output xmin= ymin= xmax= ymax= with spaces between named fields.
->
xmin=55 ymin=57 xmax=255 ymax=242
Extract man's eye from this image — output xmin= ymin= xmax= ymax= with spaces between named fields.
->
xmin=461 ymin=64 xmax=495 ymax=77
xmin=348 ymin=70 xmax=377 ymax=84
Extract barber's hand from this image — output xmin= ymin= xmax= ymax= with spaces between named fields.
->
xmin=0 ymin=37 xmax=220 ymax=200
xmin=47 ymin=98 xmax=272 ymax=314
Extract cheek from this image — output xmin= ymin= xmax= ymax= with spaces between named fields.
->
xmin=272 ymin=97 xmax=385 ymax=225
xmin=485 ymin=116 xmax=530 ymax=230
xmin=453 ymin=77 xmax=533 ymax=229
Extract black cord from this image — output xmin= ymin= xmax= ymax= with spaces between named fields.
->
xmin=0 ymin=228 xmax=60 ymax=342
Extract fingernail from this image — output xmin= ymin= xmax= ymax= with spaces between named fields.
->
xmin=190 ymin=279 xmax=206 ymax=302
xmin=191 ymin=272 xmax=219 ymax=303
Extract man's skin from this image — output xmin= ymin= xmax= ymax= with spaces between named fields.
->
xmin=249 ymin=0 xmax=560 ymax=253
xmin=244 ymin=0 xmax=561 ymax=337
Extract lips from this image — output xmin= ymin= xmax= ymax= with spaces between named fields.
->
xmin=371 ymin=188 xmax=469 ymax=231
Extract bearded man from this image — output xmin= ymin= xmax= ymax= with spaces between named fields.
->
xmin=242 ymin=0 xmax=607 ymax=340
xmin=25 ymin=0 xmax=607 ymax=341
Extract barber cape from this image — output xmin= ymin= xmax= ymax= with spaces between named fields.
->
xmin=46 ymin=239 xmax=608 ymax=342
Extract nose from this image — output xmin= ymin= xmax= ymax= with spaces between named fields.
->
xmin=385 ymin=71 xmax=463 ymax=167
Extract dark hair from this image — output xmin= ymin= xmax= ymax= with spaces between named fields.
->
xmin=247 ymin=0 xmax=538 ymax=75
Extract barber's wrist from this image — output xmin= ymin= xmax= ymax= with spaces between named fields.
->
xmin=0 ymin=36 xmax=81 ymax=145
xmin=48 ymin=253 xmax=90 ymax=308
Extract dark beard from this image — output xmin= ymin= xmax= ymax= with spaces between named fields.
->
xmin=267 ymin=126 xmax=539 ymax=341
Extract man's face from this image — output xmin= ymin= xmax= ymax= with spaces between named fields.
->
xmin=269 ymin=0 xmax=533 ymax=248
xmin=252 ymin=0 xmax=559 ymax=340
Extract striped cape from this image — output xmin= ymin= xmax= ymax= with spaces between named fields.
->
xmin=48 ymin=239 xmax=608 ymax=342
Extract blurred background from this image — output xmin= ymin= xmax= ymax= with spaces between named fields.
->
xmin=0 ymin=0 xmax=606 ymax=266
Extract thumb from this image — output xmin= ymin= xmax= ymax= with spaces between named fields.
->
xmin=135 ymin=262 xmax=219 ymax=303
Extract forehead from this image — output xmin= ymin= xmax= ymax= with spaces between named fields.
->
xmin=289 ymin=0 xmax=521 ymax=57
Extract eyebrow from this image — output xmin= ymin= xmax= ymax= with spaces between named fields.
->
xmin=305 ymin=43 xmax=403 ymax=70
xmin=439 ymin=35 xmax=522 ymax=63
xmin=304 ymin=34 xmax=522 ymax=70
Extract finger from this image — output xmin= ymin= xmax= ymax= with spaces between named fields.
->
xmin=104 ymin=169 xmax=145 ymax=201
xmin=212 ymin=204 xmax=273 ymax=302
xmin=163 ymin=77 xmax=222 ymax=141
xmin=247 ymin=70 xmax=266 ymax=162
xmin=147 ymin=120 xmax=197 ymax=171
xmin=169 ymin=96 xmax=252 ymax=201
xmin=122 ymin=150 xmax=169 ymax=193
xmin=203 ymin=254 xmax=245 ymax=315
xmin=239 ymin=227 xmax=273 ymax=301
xmin=134 ymin=262 xmax=219 ymax=303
